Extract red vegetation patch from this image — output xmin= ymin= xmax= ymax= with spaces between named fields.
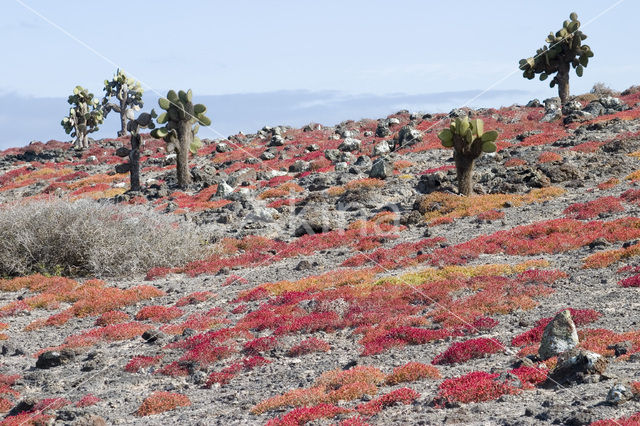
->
xmin=95 ymin=310 xmax=130 ymax=326
xmin=509 ymin=366 xmax=548 ymax=388
xmin=385 ymin=362 xmax=441 ymax=385
xmin=287 ymin=337 xmax=331 ymax=357
xmin=435 ymin=371 xmax=519 ymax=406
xmin=356 ymin=387 xmax=420 ymax=416
xmin=591 ymin=412 xmax=640 ymax=426
xmin=174 ymin=291 xmax=215 ymax=307
xmin=618 ymin=274 xmax=640 ymax=288
xmin=75 ymin=394 xmax=100 ymax=408
xmin=432 ymin=337 xmax=503 ymax=365
xmin=135 ymin=305 xmax=184 ymax=323
xmin=266 ymin=404 xmax=350 ymax=426
xmin=125 ymin=355 xmax=163 ymax=373
xmin=537 ymin=151 xmax=563 ymax=163
xmin=135 ymin=392 xmax=190 ymax=416
xmin=563 ymin=196 xmax=625 ymax=220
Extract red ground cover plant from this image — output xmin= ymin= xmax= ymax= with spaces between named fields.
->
xmin=135 ymin=305 xmax=184 ymax=323
xmin=265 ymin=404 xmax=350 ymax=426
xmin=174 ymin=291 xmax=215 ymax=307
xmin=287 ymin=337 xmax=331 ymax=357
xmin=435 ymin=371 xmax=520 ymax=406
xmin=432 ymin=337 xmax=503 ymax=365
xmin=145 ymin=266 xmax=172 ymax=281
xmin=509 ymin=366 xmax=548 ymax=388
xmin=618 ymin=274 xmax=640 ymax=288
xmin=135 ymin=392 xmax=191 ymax=416
xmin=591 ymin=412 xmax=640 ymax=426
xmin=95 ymin=310 xmax=130 ymax=326
xmin=537 ymin=151 xmax=563 ymax=163
xmin=124 ymin=355 xmax=163 ymax=373
xmin=504 ymin=158 xmax=527 ymax=167
xmin=563 ymin=196 xmax=625 ymax=219
xmin=251 ymin=365 xmax=385 ymax=414
xmin=385 ymin=362 xmax=441 ymax=385
xmin=476 ymin=209 xmax=505 ymax=221
xmin=356 ymin=387 xmax=420 ymax=416
xmin=75 ymin=394 xmax=101 ymax=409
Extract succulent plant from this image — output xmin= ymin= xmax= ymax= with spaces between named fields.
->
xmin=102 ymin=69 xmax=144 ymax=137
xmin=150 ymin=89 xmax=210 ymax=188
xmin=115 ymin=110 xmax=157 ymax=192
xmin=519 ymin=12 xmax=593 ymax=106
xmin=438 ymin=117 xmax=498 ymax=196
xmin=61 ymin=86 xmax=104 ymax=149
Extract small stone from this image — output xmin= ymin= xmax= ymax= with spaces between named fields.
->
xmin=36 ymin=350 xmax=75 ymax=369
xmin=141 ymin=329 xmax=165 ymax=343
xmin=294 ymin=260 xmax=312 ymax=271
xmin=606 ymin=382 xmax=634 ymax=405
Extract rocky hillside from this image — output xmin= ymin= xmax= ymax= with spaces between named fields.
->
xmin=0 ymin=87 xmax=640 ymax=425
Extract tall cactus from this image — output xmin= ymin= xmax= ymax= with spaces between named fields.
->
xmin=115 ymin=110 xmax=157 ymax=192
xmin=102 ymin=69 xmax=144 ymax=137
xmin=519 ymin=12 xmax=594 ymax=106
xmin=150 ymin=90 xmax=210 ymax=188
xmin=438 ymin=117 xmax=498 ymax=196
xmin=61 ymin=86 xmax=104 ymax=149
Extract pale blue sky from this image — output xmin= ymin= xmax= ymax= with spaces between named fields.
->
xmin=0 ymin=0 xmax=637 ymax=149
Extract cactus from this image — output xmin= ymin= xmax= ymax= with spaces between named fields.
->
xmin=115 ymin=110 xmax=157 ymax=192
xmin=437 ymin=117 xmax=498 ymax=196
xmin=61 ymin=86 xmax=104 ymax=149
xmin=150 ymin=90 xmax=210 ymax=188
xmin=102 ymin=69 xmax=144 ymax=137
xmin=519 ymin=12 xmax=593 ymax=106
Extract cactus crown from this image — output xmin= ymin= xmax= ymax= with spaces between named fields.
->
xmin=61 ymin=86 xmax=104 ymax=137
xmin=437 ymin=117 xmax=498 ymax=154
xmin=519 ymin=12 xmax=593 ymax=87
xmin=151 ymin=90 xmax=211 ymax=154
xmin=103 ymin=69 xmax=144 ymax=103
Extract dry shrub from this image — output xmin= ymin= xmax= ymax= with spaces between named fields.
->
xmin=590 ymin=82 xmax=619 ymax=96
xmin=0 ymin=199 xmax=208 ymax=278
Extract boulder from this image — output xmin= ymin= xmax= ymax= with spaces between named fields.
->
xmin=369 ymin=158 xmax=392 ymax=179
xmin=546 ymin=348 xmax=608 ymax=386
xmin=338 ymin=138 xmax=362 ymax=152
xmin=215 ymin=182 xmax=234 ymax=197
xmin=606 ymin=382 xmax=635 ymax=405
xmin=324 ymin=149 xmax=341 ymax=163
xmin=376 ymin=122 xmax=391 ymax=137
xmin=373 ymin=141 xmax=391 ymax=156
xmin=289 ymin=160 xmax=310 ymax=173
xmin=538 ymin=309 xmax=579 ymax=360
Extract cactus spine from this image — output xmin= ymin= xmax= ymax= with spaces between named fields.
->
xmin=438 ymin=117 xmax=498 ymax=196
xmin=102 ymin=69 xmax=144 ymax=137
xmin=61 ymin=86 xmax=104 ymax=149
xmin=150 ymin=90 xmax=210 ymax=188
xmin=115 ymin=110 xmax=157 ymax=192
xmin=519 ymin=12 xmax=593 ymax=106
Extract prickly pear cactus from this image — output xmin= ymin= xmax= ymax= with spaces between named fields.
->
xmin=61 ymin=86 xmax=104 ymax=149
xmin=150 ymin=90 xmax=210 ymax=188
xmin=102 ymin=69 xmax=144 ymax=137
xmin=438 ymin=117 xmax=498 ymax=196
xmin=519 ymin=12 xmax=594 ymax=106
xmin=115 ymin=110 xmax=157 ymax=192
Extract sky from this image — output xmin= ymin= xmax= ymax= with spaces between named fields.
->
xmin=0 ymin=0 xmax=637 ymax=149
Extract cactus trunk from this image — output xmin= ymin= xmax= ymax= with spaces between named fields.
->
xmin=176 ymin=120 xmax=193 ymax=188
xmin=129 ymin=134 xmax=141 ymax=191
xmin=454 ymin=154 xmax=475 ymax=196
xmin=557 ymin=61 xmax=570 ymax=107
xmin=118 ymin=96 xmax=128 ymax=137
